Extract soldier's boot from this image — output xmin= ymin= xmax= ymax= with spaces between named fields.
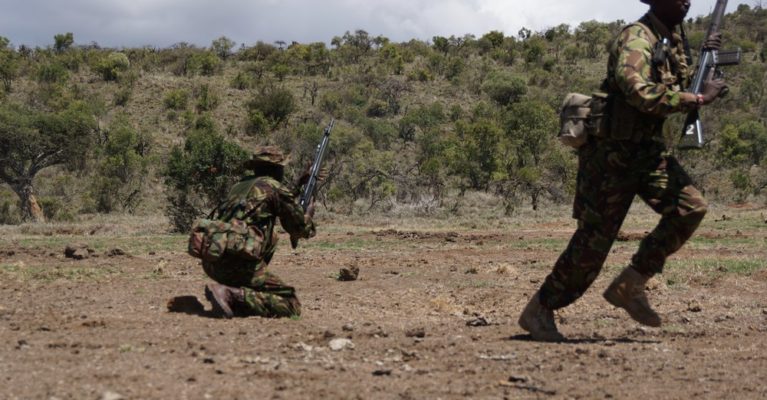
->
xmin=204 ymin=283 xmax=245 ymax=319
xmin=603 ymin=266 xmax=662 ymax=327
xmin=518 ymin=290 xmax=565 ymax=342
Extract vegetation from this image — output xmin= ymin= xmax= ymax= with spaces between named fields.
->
xmin=0 ymin=5 xmax=766 ymax=226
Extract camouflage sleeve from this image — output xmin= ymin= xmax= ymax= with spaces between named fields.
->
xmin=613 ymin=25 xmax=697 ymax=116
xmin=274 ymin=183 xmax=316 ymax=240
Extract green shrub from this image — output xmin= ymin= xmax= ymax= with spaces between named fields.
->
xmin=164 ymin=89 xmax=189 ymax=110
xmin=481 ymin=71 xmax=527 ymax=106
xmin=246 ymin=86 xmax=295 ymax=128
xmin=195 ymin=84 xmax=220 ymax=112
xmin=163 ymin=120 xmax=249 ymax=231
xmin=95 ymin=52 xmax=130 ymax=81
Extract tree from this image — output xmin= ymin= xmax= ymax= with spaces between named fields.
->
xmin=211 ymin=36 xmax=236 ymax=60
xmin=54 ymin=32 xmax=74 ymax=53
xmin=246 ymin=86 xmax=296 ymax=129
xmin=90 ymin=115 xmax=152 ymax=213
xmin=0 ymin=101 xmax=96 ymax=222
xmin=480 ymin=71 xmax=528 ymax=106
xmin=575 ymin=21 xmax=611 ymax=58
xmin=163 ymin=117 xmax=249 ymax=231
xmin=0 ymin=36 xmax=18 ymax=92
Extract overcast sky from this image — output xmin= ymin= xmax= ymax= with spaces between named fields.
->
xmin=0 ymin=0 xmax=758 ymax=48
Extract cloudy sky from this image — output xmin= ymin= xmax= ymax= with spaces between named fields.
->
xmin=0 ymin=0 xmax=758 ymax=48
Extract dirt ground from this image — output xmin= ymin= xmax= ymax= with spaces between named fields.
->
xmin=1 ymin=205 xmax=766 ymax=400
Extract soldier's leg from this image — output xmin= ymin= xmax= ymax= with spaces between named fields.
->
xmin=633 ymin=155 xmax=708 ymax=276
xmin=539 ymin=140 xmax=637 ymax=310
xmin=240 ymin=269 xmax=301 ymax=318
xmin=604 ymin=155 xmax=707 ymax=327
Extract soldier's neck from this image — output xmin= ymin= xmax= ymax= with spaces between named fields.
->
xmin=646 ymin=11 xmax=677 ymax=39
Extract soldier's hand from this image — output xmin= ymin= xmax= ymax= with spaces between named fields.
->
xmin=701 ymin=78 xmax=728 ymax=104
xmin=305 ymin=198 xmax=316 ymax=219
xmin=702 ymin=32 xmax=722 ymax=51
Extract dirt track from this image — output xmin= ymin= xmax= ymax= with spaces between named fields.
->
xmin=1 ymin=206 xmax=766 ymax=399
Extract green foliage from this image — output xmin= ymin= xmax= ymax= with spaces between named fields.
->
xmin=94 ymin=52 xmax=130 ymax=81
xmin=0 ymin=101 xmax=96 ymax=221
xmin=718 ymin=120 xmax=767 ymax=166
xmin=231 ymin=71 xmax=255 ymax=90
xmin=575 ymin=21 xmax=610 ymax=58
xmin=450 ymin=119 xmax=503 ymax=190
xmin=163 ymin=119 xmax=249 ymax=231
xmin=163 ymin=89 xmax=189 ymax=110
xmin=35 ymin=61 xmax=69 ymax=84
xmin=194 ymin=84 xmax=220 ymax=113
xmin=211 ymin=36 xmax=236 ymax=60
xmin=0 ymin=37 xmax=18 ymax=92
xmin=399 ymin=102 xmax=446 ymax=141
xmin=481 ymin=71 xmax=528 ymax=106
xmin=90 ymin=115 xmax=152 ymax=213
xmin=246 ymin=86 xmax=295 ymax=128
xmin=54 ymin=32 xmax=74 ymax=53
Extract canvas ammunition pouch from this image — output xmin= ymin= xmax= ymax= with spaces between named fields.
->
xmin=558 ymin=92 xmax=610 ymax=148
xmin=188 ymin=218 xmax=265 ymax=262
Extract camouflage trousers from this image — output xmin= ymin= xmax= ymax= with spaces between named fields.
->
xmin=202 ymin=255 xmax=301 ymax=318
xmin=540 ymin=137 xmax=708 ymax=310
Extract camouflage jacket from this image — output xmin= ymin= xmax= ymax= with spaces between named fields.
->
xmin=215 ymin=175 xmax=316 ymax=247
xmin=603 ymin=12 xmax=698 ymax=140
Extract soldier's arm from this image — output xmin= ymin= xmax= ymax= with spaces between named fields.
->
xmin=614 ymin=26 xmax=698 ymax=117
xmin=274 ymin=184 xmax=316 ymax=241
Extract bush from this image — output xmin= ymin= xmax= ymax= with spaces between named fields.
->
xmin=95 ymin=52 xmax=130 ymax=81
xmin=366 ymin=99 xmax=389 ymax=117
xmin=163 ymin=120 xmax=249 ymax=231
xmin=231 ymin=72 xmax=254 ymax=90
xmin=35 ymin=62 xmax=69 ymax=84
xmin=481 ymin=71 xmax=527 ymax=106
xmin=246 ymin=109 xmax=269 ymax=136
xmin=195 ymin=84 xmax=220 ymax=113
xmin=164 ymin=89 xmax=189 ymax=110
xmin=246 ymin=86 xmax=295 ymax=128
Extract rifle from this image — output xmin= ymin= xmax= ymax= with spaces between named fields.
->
xmin=679 ymin=0 xmax=741 ymax=149
xmin=291 ymin=118 xmax=334 ymax=248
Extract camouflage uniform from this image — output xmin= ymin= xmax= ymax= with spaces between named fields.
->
xmin=539 ymin=12 xmax=708 ymax=310
xmin=202 ymin=150 xmax=315 ymax=318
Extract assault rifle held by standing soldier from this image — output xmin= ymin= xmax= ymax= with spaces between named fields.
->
xmin=679 ymin=0 xmax=740 ymax=149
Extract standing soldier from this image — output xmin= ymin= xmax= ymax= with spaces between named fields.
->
xmin=519 ymin=0 xmax=728 ymax=341
xmin=201 ymin=146 xmax=318 ymax=318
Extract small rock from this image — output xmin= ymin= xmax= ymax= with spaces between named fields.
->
xmin=64 ymin=244 xmax=91 ymax=260
xmin=342 ymin=324 xmax=354 ymax=332
xmin=405 ymin=328 xmax=426 ymax=338
xmin=372 ymin=369 xmax=392 ymax=376
xmin=687 ymin=302 xmax=702 ymax=313
xmin=106 ymin=248 xmax=127 ymax=257
xmin=101 ymin=391 xmax=124 ymax=400
xmin=466 ymin=316 xmax=490 ymax=327
xmin=508 ymin=375 xmax=529 ymax=383
xmin=338 ymin=265 xmax=359 ymax=281
xmin=328 ymin=338 xmax=354 ymax=351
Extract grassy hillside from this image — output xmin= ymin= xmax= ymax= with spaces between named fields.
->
xmin=1 ymin=5 xmax=766 ymax=226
